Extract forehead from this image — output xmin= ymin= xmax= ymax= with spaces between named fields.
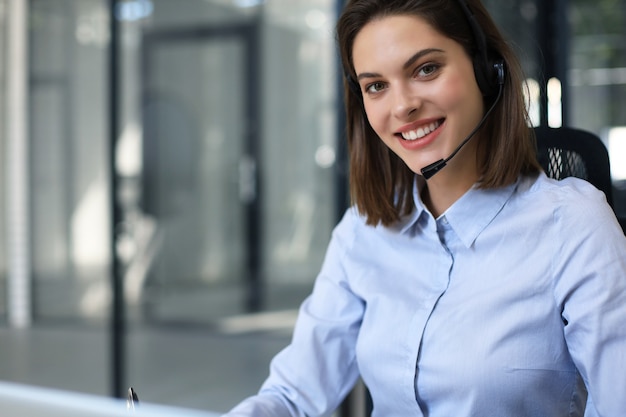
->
xmin=352 ymin=14 xmax=452 ymax=71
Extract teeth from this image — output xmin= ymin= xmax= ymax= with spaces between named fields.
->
xmin=401 ymin=121 xmax=441 ymax=141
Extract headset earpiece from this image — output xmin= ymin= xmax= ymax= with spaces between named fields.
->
xmin=457 ymin=0 xmax=505 ymax=97
xmin=474 ymin=59 xmax=506 ymax=97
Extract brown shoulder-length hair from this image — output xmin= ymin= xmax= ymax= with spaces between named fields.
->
xmin=336 ymin=0 xmax=542 ymax=226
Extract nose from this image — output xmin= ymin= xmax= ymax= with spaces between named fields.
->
xmin=391 ymin=83 xmax=421 ymax=119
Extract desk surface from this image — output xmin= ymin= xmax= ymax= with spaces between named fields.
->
xmin=0 ymin=381 xmax=221 ymax=417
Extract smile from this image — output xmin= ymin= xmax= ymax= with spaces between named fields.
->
xmin=399 ymin=119 xmax=443 ymax=141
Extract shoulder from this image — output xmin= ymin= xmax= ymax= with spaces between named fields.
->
xmin=526 ymin=173 xmax=608 ymax=203
xmin=520 ymin=173 xmax=622 ymax=241
xmin=330 ymin=206 xmax=405 ymax=259
xmin=523 ymin=173 xmax=613 ymax=218
xmin=333 ymin=205 xmax=389 ymax=241
xmin=328 ymin=207 xmax=366 ymax=254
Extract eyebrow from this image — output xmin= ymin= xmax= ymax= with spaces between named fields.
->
xmin=356 ymin=48 xmax=445 ymax=81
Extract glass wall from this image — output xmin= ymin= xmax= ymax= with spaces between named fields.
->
xmin=29 ymin=0 xmax=111 ymax=322
xmin=2 ymin=0 xmax=341 ymax=413
xmin=2 ymin=0 xmax=338 ymax=329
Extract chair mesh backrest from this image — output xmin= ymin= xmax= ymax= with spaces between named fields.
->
xmin=534 ymin=126 xmax=614 ymax=208
xmin=546 ymin=148 xmax=588 ymax=180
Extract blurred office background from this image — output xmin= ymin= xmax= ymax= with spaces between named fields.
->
xmin=0 ymin=0 xmax=625 ymax=415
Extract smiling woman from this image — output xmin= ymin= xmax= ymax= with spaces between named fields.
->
xmin=221 ymin=1 xmax=626 ymax=416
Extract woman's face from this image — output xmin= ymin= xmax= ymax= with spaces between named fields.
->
xmin=352 ymin=14 xmax=485 ymax=178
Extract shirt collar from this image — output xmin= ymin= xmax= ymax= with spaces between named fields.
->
xmin=442 ymin=178 xmax=520 ymax=248
xmin=396 ymin=176 xmax=428 ymax=234
xmin=397 ymin=175 xmax=520 ymax=247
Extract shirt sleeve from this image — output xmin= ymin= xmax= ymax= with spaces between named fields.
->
xmin=552 ymin=179 xmax=626 ymax=417
xmin=222 ymin=209 xmax=365 ymax=417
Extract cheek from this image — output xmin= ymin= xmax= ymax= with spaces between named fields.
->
xmin=431 ymin=76 xmax=467 ymax=110
xmin=439 ymin=73 xmax=483 ymax=115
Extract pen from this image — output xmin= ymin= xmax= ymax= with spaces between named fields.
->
xmin=127 ymin=387 xmax=139 ymax=411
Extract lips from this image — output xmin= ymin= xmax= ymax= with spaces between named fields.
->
xmin=398 ymin=118 xmax=444 ymax=141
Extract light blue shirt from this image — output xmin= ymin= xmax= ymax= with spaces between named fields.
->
xmin=224 ymin=173 xmax=626 ymax=417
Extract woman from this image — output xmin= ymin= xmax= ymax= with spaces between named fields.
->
xmin=224 ymin=0 xmax=626 ymax=416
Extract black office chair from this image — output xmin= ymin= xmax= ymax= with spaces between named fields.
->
xmin=534 ymin=125 xmax=625 ymax=233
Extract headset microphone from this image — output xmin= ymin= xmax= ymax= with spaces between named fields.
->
xmin=420 ymin=60 xmax=504 ymax=180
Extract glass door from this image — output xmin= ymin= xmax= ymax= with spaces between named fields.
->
xmin=137 ymin=22 xmax=260 ymax=323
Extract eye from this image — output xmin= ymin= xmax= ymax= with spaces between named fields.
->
xmin=364 ymin=81 xmax=386 ymax=94
xmin=416 ymin=63 xmax=440 ymax=78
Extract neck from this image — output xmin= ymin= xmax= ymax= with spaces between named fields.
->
xmin=421 ymin=182 xmax=471 ymax=219
xmin=420 ymin=161 xmax=479 ymax=218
